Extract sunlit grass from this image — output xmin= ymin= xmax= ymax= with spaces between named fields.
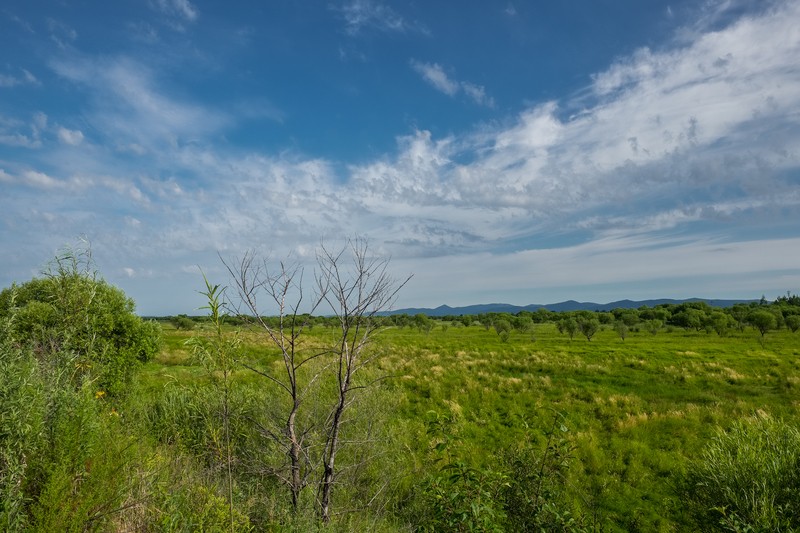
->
xmin=139 ymin=320 xmax=800 ymax=531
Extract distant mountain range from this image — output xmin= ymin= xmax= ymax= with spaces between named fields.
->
xmin=384 ymin=298 xmax=759 ymax=316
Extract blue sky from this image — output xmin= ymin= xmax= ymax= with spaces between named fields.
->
xmin=1 ymin=0 xmax=799 ymax=315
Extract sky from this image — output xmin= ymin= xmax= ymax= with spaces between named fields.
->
xmin=1 ymin=0 xmax=799 ymax=316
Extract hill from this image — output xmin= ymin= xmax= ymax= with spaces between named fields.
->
xmin=385 ymin=298 xmax=758 ymax=316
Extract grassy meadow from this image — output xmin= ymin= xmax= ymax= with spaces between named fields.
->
xmin=3 ymin=251 xmax=799 ymax=531
xmin=139 ymin=319 xmax=800 ymax=531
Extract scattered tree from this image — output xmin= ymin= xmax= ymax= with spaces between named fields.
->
xmin=557 ymin=317 xmax=578 ymax=340
xmin=513 ymin=315 xmax=533 ymax=333
xmin=577 ymin=317 xmax=600 ymax=342
xmin=414 ymin=313 xmax=433 ymax=334
xmin=748 ymin=309 xmax=777 ymax=338
xmin=614 ymin=321 xmax=629 ymax=342
xmin=644 ymin=319 xmax=662 ymax=336
xmin=494 ymin=319 xmax=512 ymax=342
xmin=710 ymin=311 xmax=734 ymax=337
xmin=172 ymin=314 xmax=196 ymax=330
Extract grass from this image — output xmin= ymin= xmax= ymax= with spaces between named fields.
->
xmin=139 ymin=321 xmax=800 ymax=531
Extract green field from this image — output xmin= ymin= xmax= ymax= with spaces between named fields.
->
xmin=138 ymin=320 xmax=800 ymax=531
xmin=3 ymin=256 xmax=800 ymax=531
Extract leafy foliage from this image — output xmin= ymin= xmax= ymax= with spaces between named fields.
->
xmin=493 ymin=319 xmax=512 ymax=342
xmin=747 ymin=309 xmax=777 ymax=337
xmin=681 ymin=415 xmax=800 ymax=532
xmin=0 ymin=247 xmax=161 ymax=396
xmin=577 ymin=316 xmax=600 ymax=341
xmin=0 ymin=291 xmax=45 ymax=531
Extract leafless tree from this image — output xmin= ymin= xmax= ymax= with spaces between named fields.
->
xmin=224 ymin=238 xmax=410 ymax=522
xmin=314 ymin=239 xmax=409 ymax=522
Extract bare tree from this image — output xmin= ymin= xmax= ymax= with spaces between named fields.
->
xmin=226 ymin=253 xmax=324 ymax=511
xmin=224 ymin=238 xmax=410 ymax=522
xmin=315 ymin=239 xmax=409 ymax=522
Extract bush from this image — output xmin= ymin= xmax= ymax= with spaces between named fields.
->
xmin=493 ymin=319 xmax=512 ymax=342
xmin=502 ymin=417 xmax=590 ymax=532
xmin=0 ymin=248 xmax=161 ymax=396
xmin=785 ymin=315 xmax=800 ymax=333
xmin=0 ymin=296 xmax=46 ymax=531
xmin=681 ymin=414 xmax=800 ymax=531
xmin=171 ymin=315 xmax=196 ymax=330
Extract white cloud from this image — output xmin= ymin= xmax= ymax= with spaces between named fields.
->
xmin=57 ymin=127 xmax=84 ymax=146
xmin=50 ymin=56 xmax=229 ymax=150
xmin=153 ymin=0 xmax=198 ymax=22
xmin=120 ymin=143 xmax=147 ymax=155
xmin=9 ymin=165 xmax=148 ymax=205
xmin=32 ymin=112 xmax=47 ymax=131
xmin=391 ymin=233 xmax=800 ymax=307
xmin=0 ymin=69 xmax=39 ymax=88
xmin=462 ymin=82 xmax=495 ymax=107
xmin=0 ymin=113 xmax=44 ymax=148
xmin=147 ymin=0 xmax=800 ymax=272
xmin=411 ymin=60 xmax=495 ymax=107
xmin=337 ymin=0 xmax=425 ymax=35
xmin=46 ymin=18 xmax=77 ymax=48
xmin=6 ymin=12 xmax=34 ymax=34
xmin=0 ymin=133 xmax=40 ymax=148
xmin=338 ymin=1 xmax=800 ymax=260
xmin=3 ymin=1 xmax=799 ymax=314
xmin=22 ymin=170 xmax=62 ymax=189
xmin=410 ymin=61 xmax=458 ymax=95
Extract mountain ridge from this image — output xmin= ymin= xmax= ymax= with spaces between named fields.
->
xmin=384 ymin=298 xmax=759 ymax=316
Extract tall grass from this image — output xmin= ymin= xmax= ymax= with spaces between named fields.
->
xmin=138 ymin=320 xmax=800 ymax=531
xmin=681 ymin=414 xmax=800 ymax=531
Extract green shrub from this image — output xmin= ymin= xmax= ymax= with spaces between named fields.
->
xmin=171 ymin=315 xmax=196 ymax=331
xmin=681 ymin=414 xmax=800 ymax=531
xmin=0 ymin=296 xmax=46 ymax=532
xmin=502 ymin=417 xmax=589 ymax=532
xmin=148 ymin=480 xmax=251 ymax=532
xmin=28 ymin=386 xmax=128 ymax=533
xmin=494 ymin=319 xmax=512 ymax=342
xmin=0 ymin=248 xmax=161 ymax=396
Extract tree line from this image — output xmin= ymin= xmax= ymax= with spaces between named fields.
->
xmin=165 ymin=296 xmax=800 ymax=343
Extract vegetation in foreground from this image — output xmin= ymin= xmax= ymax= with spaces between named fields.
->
xmin=2 ymin=244 xmax=800 ymax=531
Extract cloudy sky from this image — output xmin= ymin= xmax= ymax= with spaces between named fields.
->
xmin=1 ymin=0 xmax=799 ymax=315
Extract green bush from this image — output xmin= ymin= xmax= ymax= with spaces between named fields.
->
xmin=0 ymin=296 xmax=46 ymax=531
xmin=493 ymin=319 xmax=512 ymax=342
xmin=28 ymin=386 xmax=130 ymax=533
xmin=681 ymin=414 xmax=800 ymax=532
xmin=0 ymin=249 xmax=161 ymax=396
xmin=502 ymin=418 xmax=589 ymax=532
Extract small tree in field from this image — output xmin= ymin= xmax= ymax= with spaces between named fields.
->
xmin=614 ymin=321 xmax=628 ymax=342
xmin=577 ymin=317 xmax=600 ymax=341
xmin=557 ymin=317 xmax=578 ymax=340
xmin=748 ymin=309 xmax=777 ymax=338
xmin=644 ymin=319 xmax=662 ymax=336
xmin=225 ymin=239 xmax=410 ymax=523
xmin=494 ymin=319 xmax=512 ymax=342
xmin=414 ymin=313 xmax=432 ymax=334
